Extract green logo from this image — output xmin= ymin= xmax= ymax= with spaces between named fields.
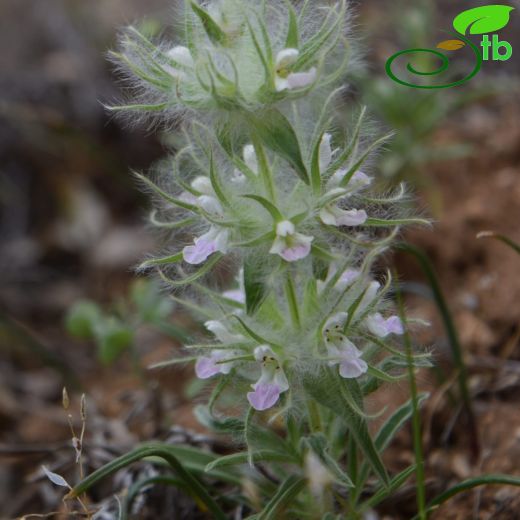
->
xmin=386 ymin=4 xmax=514 ymax=89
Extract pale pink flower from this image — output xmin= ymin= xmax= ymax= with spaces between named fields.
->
xmin=366 ymin=313 xmax=404 ymax=338
xmin=274 ymin=48 xmax=317 ymax=92
xmin=183 ymin=226 xmax=229 ymax=264
xmin=322 ymin=313 xmax=368 ymax=379
xmin=247 ymin=346 xmax=289 ymax=411
xmin=194 ymin=321 xmax=245 ymax=379
xmin=269 ymin=220 xmax=313 ymax=262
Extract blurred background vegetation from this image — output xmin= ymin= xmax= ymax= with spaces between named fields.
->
xmin=1 ymin=0 xmax=519 ymax=518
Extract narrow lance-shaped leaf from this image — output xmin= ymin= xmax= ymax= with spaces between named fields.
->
xmin=67 ymin=444 xmax=227 ymax=520
xmin=258 ymin=475 xmax=307 ymax=520
xmin=303 ymin=367 xmax=389 ymax=486
xmin=247 ymin=109 xmax=309 ymax=184
xmin=284 ymin=1 xmax=299 ymax=48
xmin=244 ymin=257 xmax=269 ymax=315
xmin=190 ymin=1 xmax=226 ymax=44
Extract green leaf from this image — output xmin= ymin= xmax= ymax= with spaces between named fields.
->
xmin=303 ymin=368 xmax=389 ymax=486
xmin=232 ymin=315 xmax=283 ymax=349
xmin=244 ymin=257 xmax=269 ymax=315
xmin=285 ymin=2 xmax=299 ymax=48
xmin=242 ymin=194 xmax=283 ymax=221
xmin=133 ymin=172 xmax=198 ymax=212
xmin=396 ymin=242 xmax=479 ymax=457
xmin=416 ymin=474 xmax=520 ymax=519
xmin=158 ymin=254 xmax=223 ymax=287
xmin=96 ymin=319 xmax=133 ymax=365
xmin=303 ymin=434 xmax=354 ymax=489
xmin=65 ymin=301 xmax=101 ymax=339
xmin=375 ymin=393 xmax=429 ymax=451
xmin=139 ymin=252 xmax=184 ymax=270
xmin=354 ymin=394 xmax=429 ymax=494
xmin=258 ymin=475 xmax=307 ymax=520
xmin=205 ymin=450 xmax=293 ymax=472
xmin=295 ymin=1 xmax=345 ymax=70
xmin=477 ymin=230 xmax=520 ymax=255
xmin=310 ymin=130 xmax=326 ymax=194
xmin=67 ymin=444 xmax=227 ymax=520
xmin=325 ymin=106 xmax=366 ymax=175
xmin=247 ymin=109 xmax=309 ymax=184
xmin=195 ymin=406 xmax=293 ymax=457
xmin=208 ymin=150 xmax=230 ymax=207
xmin=338 ymin=133 xmax=393 ymax=188
xmin=363 ymin=465 xmax=416 ymax=509
xmin=122 ymin=476 xmax=184 ymax=520
xmin=190 ymin=1 xmax=226 ymax=44
xmin=453 ymin=5 xmax=514 ymax=35
xmin=130 ymin=279 xmax=174 ymax=323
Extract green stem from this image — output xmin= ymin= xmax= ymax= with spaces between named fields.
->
xmin=396 ymin=278 xmax=426 ymax=519
xmin=396 ymin=242 xmax=479 ymax=458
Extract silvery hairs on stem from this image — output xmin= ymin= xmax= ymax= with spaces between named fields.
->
xmin=109 ymin=0 xmax=428 ymax=413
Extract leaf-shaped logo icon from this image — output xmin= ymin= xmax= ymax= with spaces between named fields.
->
xmin=437 ymin=39 xmax=466 ymax=51
xmin=453 ymin=5 xmax=515 ymax=35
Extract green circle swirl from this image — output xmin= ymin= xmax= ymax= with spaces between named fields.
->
xmin=385 ymin=34 xmax=482 ymax=89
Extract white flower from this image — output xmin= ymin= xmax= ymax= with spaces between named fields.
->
xmin=195 ymin=349 xmax=235 ymax=379
xmin=247 ymin=346 xmax=289 ymax=411
xmin=319 ymin=133 xmax=334 ymax=173
xmin=183 ymin=226 xmax=229 ymax=264
xmin=274 ymin=48 xmax=317 ymax=92
xmin=232 ymin=144 xmax=259 ymax=183
xmin=317 ymin=264 xmax=361 ymax=294
xmin=269 ymin=220 xmax=314 ymax=262
xmin=205 ymin=320 xmax=245 ymax=343
xmin=191 ymin=176 xmax=214 ymax=195
xmin=164 ymin=46 xmax=194 ymax=79
xmin=318 ymin=136 xmax=371 ymax=227
xmin=319 ymin=206 xmax=367 ymax=227
xmin=322 ymin=313 xmax=368 ymax=378
xmin=194 ymin=321 xmax=244 ymax=379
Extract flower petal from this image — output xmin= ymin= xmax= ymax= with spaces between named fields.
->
xmin=287 ymin=68 xmax=317 ymax=89
xmin=349 ymin=170 xmax=372 ymax=189
xmin=339 ymin=356 xmax=368 ymax=378
xmin=335 ymin=208 xmax=368 ymax=227
xmin=280 ymin=242 xmax=312 ymax=262
xmin=205 ymin=320 xmax=244 ymax=343
xmin=275 ymin=48 xmax=299 ymax=69
xmin=222 ymin=288 xmax=245 ymax=304
xmin=167 ymin=46 xmax=194 ymax=67
xmin=243 ymin=144 xmax=259 ymax=175
xmin=386 ymin=316 xmax=404 ymax=335
xmin=276 ymin=220 xmax=295 ymax=237
xmin=191 ymin=176 xmax=213 ymax=195
xmin=319 ymin=133 xmax=333 ymax=173
xmin=183 ymin=237 xmax=217 ymax=264
xmin=319 ymin=206 xmax=338 ymax=226
xmin=195 ymin=356 xmax=221 ymax=379
xmin=323 ymin=312 xmax=348 ymax=334
xmin=247 ymin=383 xmax=281 ymax=411
xmin=197 ymin=195 xmax=223 ymax=217
xmin=366 ymin=313 xmax=390 ymax=337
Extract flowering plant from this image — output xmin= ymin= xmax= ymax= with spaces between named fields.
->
xmin=65 ymin=1 xmax=440 ymax=518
